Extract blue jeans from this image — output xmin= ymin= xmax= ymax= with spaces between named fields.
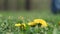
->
xmin=51 ymin=0 xmax=58 ymax=14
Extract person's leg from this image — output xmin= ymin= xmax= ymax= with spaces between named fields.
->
xmin=59 ymin=9 xmax=60 ymax=13
xmin=51 ymin=0 xmax=58 ymax=14
xmin=51 ymin=7 xmax=58 ymax=14
xmin=57 ymin=9 xmax=60 ymax=14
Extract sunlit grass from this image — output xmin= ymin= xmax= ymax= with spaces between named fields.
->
xmin=0 ymin=10 xmax=60 ymax=34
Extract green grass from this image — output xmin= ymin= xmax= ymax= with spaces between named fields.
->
xmin=0 ymin=10 xmax=60 ymax=34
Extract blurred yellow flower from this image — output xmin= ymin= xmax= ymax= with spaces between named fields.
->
xmin=15 ymin=23 xmax=21 ymax=27
xmin=21 ymin=23 xmax=26 ymax=27
xmin=20 ymin=23 xmax=26 ymax=29
xmin=28 ymin=22 xmax=36 ymax=27
xmin=34 ymin=19 xmax=48 ymax=27
xmin=34 ymin=19 xmax=41 ymax=23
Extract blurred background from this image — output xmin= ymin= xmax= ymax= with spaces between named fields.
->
xmin=0 ymin=0 xmax=51 ymax=11
xmin=0 ymin=0 xmax=60 ymax=34
xmin=0 ymin=0 xmax=60 ymax=16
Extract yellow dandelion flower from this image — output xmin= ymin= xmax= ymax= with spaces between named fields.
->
xmin=21 ymin=23 xmax=26 ymax=27
xmin=34 ymin=19 xmax=41 ymax=24
xmin=28 ymin=22 xmax=36 ymax=27
xmin=15 ymin=23 xmax=21 ymax=27
xmin=20 ymin=23 xmax=26 ymax=29
xmin=34 ymin=19 xmax=48 ymax=27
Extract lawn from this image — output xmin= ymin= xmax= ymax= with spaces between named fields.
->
xmin=0 ymin=10 xmax=60 ymax=34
